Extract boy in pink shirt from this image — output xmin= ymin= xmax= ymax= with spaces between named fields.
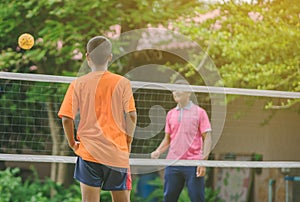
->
xmin=151 ymin=80 xmax=212 ymax=202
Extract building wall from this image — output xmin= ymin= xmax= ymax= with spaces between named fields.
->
xmin=213 ymin=97 xmax=300 ymax=201
xmin=214 ymin=97 xmax=300 ymax=161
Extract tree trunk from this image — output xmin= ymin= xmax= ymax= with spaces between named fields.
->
xmin=57 ymin=140 xmax=69 ymax=184
xmin=47 ymin=102 xmax=59 ymax=181
xmin=46 ymin=102 xmax=68 ymax=186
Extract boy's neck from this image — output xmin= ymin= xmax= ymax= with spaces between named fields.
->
xmin=91 ymin=65 xmax=107 ymax=72
xmin=177 ymin=100 xmax=190 ymax=109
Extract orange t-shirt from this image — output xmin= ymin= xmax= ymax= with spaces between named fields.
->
xmin=58 ymin=71 xmax=136 ymax=168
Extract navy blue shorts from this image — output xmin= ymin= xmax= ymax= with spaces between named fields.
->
xmin=74 ymin=156 xmax=131 ymax=190
xmin=164 ymin=166 xmax=205 ymax=202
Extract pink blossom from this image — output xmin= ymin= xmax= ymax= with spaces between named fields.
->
xmin=167 ymin=22 xmax=173 ymax=30
xmin=29 ymin=65 xmax=38 ymax=71
xmin=192 ymin=9 xmax=220 ymax=23
xmin=248 ymin=11 xmax=263 ymax=21
xmin=106 ymin=24 xmax=122 ymax=39
xmin=72 ymin=49 xmax=83 ymax=60
xmin=211 ymin=20 xmax=222 ymax=30
xmin=35 ymin=38 xmax=44 ymax=45
xmin=57 ymin=40 xmax=63 ymax=50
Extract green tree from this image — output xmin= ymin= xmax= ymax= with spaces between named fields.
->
xmin=0 ymin=0 xmax=202 ymax=185
xmin=173 ymin=0 xmax=300 ymax=93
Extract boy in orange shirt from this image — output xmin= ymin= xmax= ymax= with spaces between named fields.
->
xmin=58 ymin=36 xmax=137 ymax=202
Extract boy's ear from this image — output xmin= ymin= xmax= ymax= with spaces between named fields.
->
xmin=108 ymin=53 xmax=113 ymax=62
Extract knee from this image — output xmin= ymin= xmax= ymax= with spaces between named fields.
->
xmin=164 ymin=190 xmax=180 ymax=202
xmin=111 ymin=190 xmax=130 ymax=202
xmin=188 ymin=189 xmax=205 ymax=202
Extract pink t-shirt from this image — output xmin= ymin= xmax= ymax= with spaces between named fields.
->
xmin=165 ymin=102 xmax=211 ymax=160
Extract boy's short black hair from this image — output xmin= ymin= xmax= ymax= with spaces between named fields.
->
xmin=174 ymin=79 xmax=189 ymax=85
xmin=173 ymin=79 xmax=192 ymax=93
xmin=87 ymin=36 xmax=112 ymax=66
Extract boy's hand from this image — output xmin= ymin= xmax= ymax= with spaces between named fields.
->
xmin=196 ymin=166 xmax=206 ymax=177
xmin=70 ymin=141 xmax=80 ymax=151
xmin=151 ymin=150 xmax=160 ymax=159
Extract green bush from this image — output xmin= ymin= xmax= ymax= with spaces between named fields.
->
xmin=0 ymin=167 xmax=221 ymax=201
xmin=0 ymin=168 xmax=23 ymax=202
xmin=0 ymin=167 xmax=81 ymax=202
xmin=0 ymin=167 xmax=140 ymax=202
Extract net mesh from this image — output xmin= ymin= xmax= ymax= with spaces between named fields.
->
xmin=1 ymin=72 xmax=300 ymax=165
xmin=0 ymin=73 xmax=214 ymax=156
xmin=0 ymin=79 xmax=65 ymax=154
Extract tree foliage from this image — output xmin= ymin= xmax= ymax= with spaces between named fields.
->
xmin=0 ymin=0 xmax=202 ymax=185
xmin=0 ymin=0 xmax=201 ymax=75
xmin=172 ymin=0 xmax=300 ymax=92
xmin=1 ymin=0 xmax=299 ymax=187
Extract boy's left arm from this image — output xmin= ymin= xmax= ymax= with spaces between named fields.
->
xmin=125 ymin=111 xmax=137 ymax=153
xmin=202 ymin=131 xmax=212 ymax=160
xmin=196 ymin=131 xmax=212 ymax=177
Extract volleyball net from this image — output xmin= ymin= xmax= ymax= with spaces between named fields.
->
xmin=0 ymin=71 xmax=300 ymax=169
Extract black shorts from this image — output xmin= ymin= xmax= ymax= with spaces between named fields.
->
xmin=74 ymin=156 xmax=131 ymax=190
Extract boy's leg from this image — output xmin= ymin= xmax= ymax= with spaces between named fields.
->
xmin=184 ymin=167 xmax=205 ymax=202
xmin=164 ymin=166 xmax=185 ymax=202
xmin=80 ymin=182 xmax=100 ymax=202
xmin=74 ymin=157 xmax=102 ymax=202
xmin=111 ymin=190 xmax=130 ymax=202
xmin=102 ymin=166 xmax=131 ymax=201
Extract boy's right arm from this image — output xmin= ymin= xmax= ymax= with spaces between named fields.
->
xmin=62 ymin=116 xmax=80 ymax=151
xmin=151 ymin=133 xmax=170 ymax=159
